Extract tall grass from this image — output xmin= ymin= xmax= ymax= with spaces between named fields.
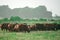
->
xmin=0 ymin=30 xmax=60 ymax=40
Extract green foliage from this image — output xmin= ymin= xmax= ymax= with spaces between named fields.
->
xmin=3 ymin=18 xmax=9 ymax=21
xmin=39 ymin=18 xmax=47 ymax=21
xmin=0 ymin=16 xmax=60 ymax=24
xmin=31 ymin=19 xmax=38 ymax=21
xmin=10 ymin=16 xmax=23 ymax=21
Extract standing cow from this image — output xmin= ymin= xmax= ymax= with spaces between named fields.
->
xmin=28 ymin=24 xmax=37 ymax=31
xmin=19 ymin=23 xmax=30 ymax=33
xmin=35 ymin=23 xmax=44 ymax=31
xmin=55 ymin=24 xmax=60 ymax=30
xmin=1 ymin=23 xmax=9 ymax=31
xmin=44 ymin=23 xmax=57 ymax=31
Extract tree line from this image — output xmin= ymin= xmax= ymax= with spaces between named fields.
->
xmin=0 ymin=16 xmax=49 ymax=21
xmin=0 ymin=16 xmax=59 ymax=24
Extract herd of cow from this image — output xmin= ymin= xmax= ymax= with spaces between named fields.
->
xmin=0 ymin=23 xmax=60 ymax=33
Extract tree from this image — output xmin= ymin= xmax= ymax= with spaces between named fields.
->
xmin=3 ymin=18 xmax=8 ymax=21
xmin=39 ymin=18 xmax=47 ymax=21
xmin=10 ymin=16 xmax=23 ymax=21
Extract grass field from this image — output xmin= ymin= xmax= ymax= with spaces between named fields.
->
xmin=0 ymin=21 xmax=57 ymax=25
xmin=0 ymin=29 xmax=60 ymax=40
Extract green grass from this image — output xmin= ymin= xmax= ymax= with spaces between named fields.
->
xmin=0 ymin=21 xmax=56 ymax=25
xmin=0 ymin=30 xmax=60 ymax=40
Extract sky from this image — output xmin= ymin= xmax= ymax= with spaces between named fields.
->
xmin=0 ymin=0 xmax=60 ymax=16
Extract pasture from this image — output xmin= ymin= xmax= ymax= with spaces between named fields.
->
xmin=0 ymin=20 xmax=60 ymax=40
xmin=0 ymin=29 xmax=60 ymax=40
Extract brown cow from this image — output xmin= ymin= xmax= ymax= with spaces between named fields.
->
xmin=19 ymin=23 xmax=30 ymax=33
xmin=28 ymin=24 xmax=36 ymax=31
xmin=7 ymin=23 xmax=15 ymax=32
xmin=13 ymin=23 xmax=20 ymax=32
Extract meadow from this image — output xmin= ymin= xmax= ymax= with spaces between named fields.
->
xmin=0 ymin=29 xmax=60 ymax=40
xmin=0 ymin=20 xmax=60 ymax=40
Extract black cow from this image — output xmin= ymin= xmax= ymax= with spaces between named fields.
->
xmin=44 ymin=23 xmax=57 ymax=31
xmin=1 ymin=23 xmax=9 ymax=31
xmin=36 ymin=23 xmax=44 ymax=31
xmin=56 ymin=24 xmax=60 ymax=30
